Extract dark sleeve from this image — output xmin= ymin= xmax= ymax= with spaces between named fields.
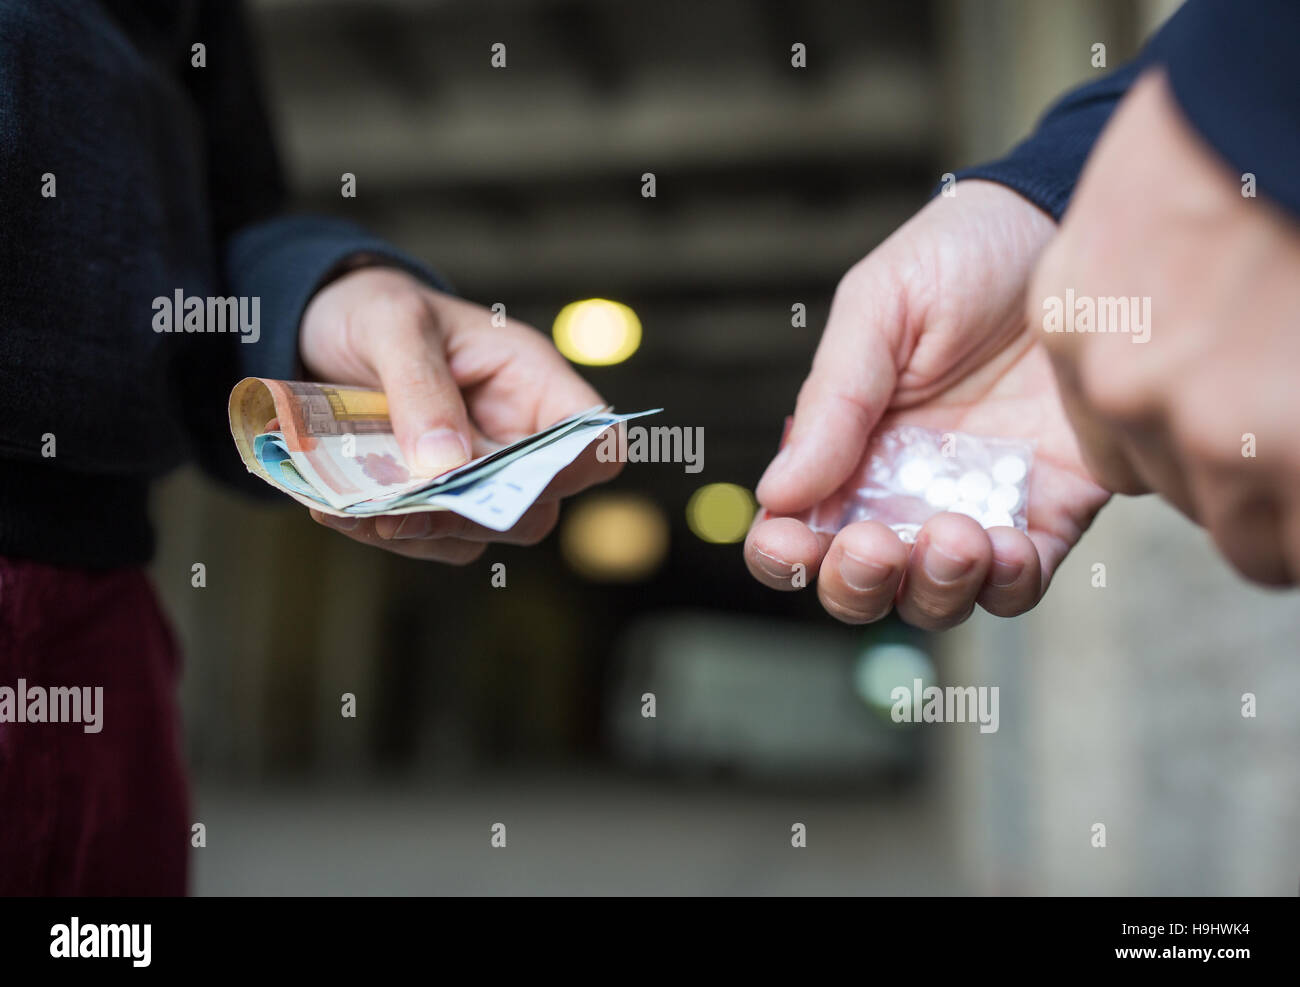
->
xmin=179 ymin=0 xmax=452 ymax=491
xmin=948 ymin=59 xmax=1148 ymax=221
xmin=947 ymin=0 xmax=1300 ymax=223
xmin=1159 ymin=0 xmax=1300 ymax=220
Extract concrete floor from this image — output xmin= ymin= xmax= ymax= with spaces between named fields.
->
xmin=191 ymin=771 xmax=964 ymax=896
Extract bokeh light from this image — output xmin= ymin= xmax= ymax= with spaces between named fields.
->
xmin=853 ymin=642 xmax=935 ymax=719
xmin=552 ymin=298 xmax=642 ymax=366
xmin=560 ymin=493 xmax=669 ymax=581
xmin=686 ymin=483 xmax=756 ymax=544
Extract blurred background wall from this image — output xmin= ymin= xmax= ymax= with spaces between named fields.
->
xmin=149 ymin=0 xmax=1300 ymax=895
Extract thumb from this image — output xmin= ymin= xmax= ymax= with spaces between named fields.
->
xmin=755 ymin=283 xmax=898 ymax=514
xmin=370 ymin=310 xmax=474 ymax=478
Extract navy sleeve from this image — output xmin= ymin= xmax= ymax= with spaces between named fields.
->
xmin=1160 ymin=0 xmax=1300 ymax=220
xmin=949 ymin=59 xmax=1148 ymax=221
xmin=224 ymin=217 xmax=452 ymax=385
xmin=947 ymin=0 xmax=1300 ymax=223
xmin=180 ymin=1 xmax=452 ymax=490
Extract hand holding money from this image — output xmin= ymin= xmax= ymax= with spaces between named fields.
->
xmin=256 ymin=268 xmax=631 ymax=562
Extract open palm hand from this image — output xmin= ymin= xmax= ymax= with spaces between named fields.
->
xmin=747 ymin=182 xmax=1109 ymax=627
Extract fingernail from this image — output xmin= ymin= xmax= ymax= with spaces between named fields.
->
xmin=840 ymin=551 xmax=890 ymax=592
xmin=394 ymin=515 xmax=431 ymax=540
xmin=323 ymin=514 xmax=359 ymax=531
xmin=416 ymin=429 xmax=471 ymax=475
xmin=923 ymin=543 xmax=973 ymax=583
xmin=752 ymin=548 xmax=791 ymax=581
xmin=990 ymin=558 xmax=1024 ymax=588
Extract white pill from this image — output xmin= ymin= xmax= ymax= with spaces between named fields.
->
xmin=987 ymin=484 xmax=1020 ymax=513
xmin=924 ymin=477 xmax=958 ymax=508
xmin=951 ymin=500 xmax=983 ymax=520
xmin=981 ymin=509 xmax=1015 ymax=529
xmin=898 ymin=457 xmax=934 ymax=493
xmin=957 ymin=470 xmax=993 ymax=504
xmin=993 ymin=454 xmax=1027 ymax=485
xmin=893 ymin=523 xmax=922 ymax=545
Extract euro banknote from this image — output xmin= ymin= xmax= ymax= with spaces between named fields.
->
xmin=229 ymin=377 xmax=658 ymax=531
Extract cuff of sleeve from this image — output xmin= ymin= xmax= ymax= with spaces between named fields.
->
xmin=940 ymin=166 xmax=1075 ymax=223
xmin=224 ymin=214 xmax=455 ymax=382
xmin=936 ymin=59 xmax=1147 ymax=222
xmin=939 ymin=116 xmax=1115 ymax=223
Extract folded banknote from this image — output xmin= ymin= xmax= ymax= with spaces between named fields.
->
xmin=228 ymin=378 xmax=658 ymax=531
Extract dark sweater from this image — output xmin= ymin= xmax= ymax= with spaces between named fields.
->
xmin=954 ymin=0 xmax=1300 ymax=223
xmin=0 ymin=0 xmax=447 ymax=567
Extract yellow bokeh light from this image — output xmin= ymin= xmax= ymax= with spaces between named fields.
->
xmin=552 ymin=298 xmax=642 ymax=366
xmin=686 ymin=483 xmax=756 ymax=544
xmin=560 ymin=493 xmax=669 ymax=582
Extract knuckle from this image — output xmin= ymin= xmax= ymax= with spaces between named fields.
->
xmin=1077 ymin=353 xmax=1158 ymax=422
xmin=1177 ymin=429 xmax=1234 ymax=471
xmin=1223 ymin=547 xmax=1289 ymax=587
xmin=1167 ymin=397 xmax=1235 ymax=469
xmin=375 ymin=287 xmax=434 ymax=328
xmin=1208 ymin=519 xmax=1290 ymax=587
xmin=1083 ymin=453 xmax=1147 ymax=497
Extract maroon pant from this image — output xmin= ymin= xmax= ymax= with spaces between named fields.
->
xmin=0 ymin=556 xmax=188 ymax=895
